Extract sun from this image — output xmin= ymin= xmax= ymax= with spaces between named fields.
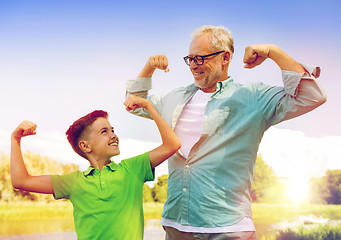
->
xmin=285 ymin=177 xmax=309 ymax=204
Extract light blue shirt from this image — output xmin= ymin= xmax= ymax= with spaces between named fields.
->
xmin=126 ymin=64 xmax=326 ymax=228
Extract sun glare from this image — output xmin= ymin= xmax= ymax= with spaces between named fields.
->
xmin=286 ymin=178 xmax=309 ymax=204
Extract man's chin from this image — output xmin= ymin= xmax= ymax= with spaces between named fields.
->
xmin=194 ymin=80 xmax=205 ymax=88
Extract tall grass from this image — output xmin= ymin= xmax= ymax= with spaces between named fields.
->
xmin=268 ymin=225 xmax=341 ymax=240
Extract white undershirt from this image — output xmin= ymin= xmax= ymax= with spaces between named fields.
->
xmin=174 ymin=89 xmax=213 ymax=158
xmin=166 ymin=89 xmax=255 ymax=233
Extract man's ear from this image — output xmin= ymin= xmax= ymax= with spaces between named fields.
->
xmin=222 ymin=51 xmax=231 ymax=65
xmin=79 ymin=140 xmax=91 ymax=154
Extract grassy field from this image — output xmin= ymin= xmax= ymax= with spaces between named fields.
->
xmin=1 ymin=201 xmax=341 ymax=239
xmin=253 ymin=203 xmax=341 ymax=224
xmin=0 ymin=201 xmax=164 ymax=221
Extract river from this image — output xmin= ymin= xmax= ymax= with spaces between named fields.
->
xmin=0 ymin=219 xmax=165 ymax=240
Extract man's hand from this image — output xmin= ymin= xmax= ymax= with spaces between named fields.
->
xmin=243 ymin=44 xmax=306 ymax=73
xmin=124 ymin=95 xmax=151 ymax=111
xmin=12 ymin=121 xmax=37 ymax=140
xmin=243 ymin=44 xmax=272 ymax=69
xmin=138 ymin=55 xmax=169 ymax=78
xmin=146 ymin=55 xmax=170 ymax=72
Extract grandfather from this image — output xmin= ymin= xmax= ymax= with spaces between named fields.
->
xmin=126 ymin=25 xmax=326 ymax=240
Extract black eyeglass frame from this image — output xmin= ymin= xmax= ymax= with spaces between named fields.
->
xmin=183 ymin=51 xmax=225 ymax=66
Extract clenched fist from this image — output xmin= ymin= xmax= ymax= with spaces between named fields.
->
xmin=12 ymin=121 xmax=37 ymax=139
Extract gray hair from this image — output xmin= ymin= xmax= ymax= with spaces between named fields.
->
xmin=191 ymin=25 xmax=234 ymax=58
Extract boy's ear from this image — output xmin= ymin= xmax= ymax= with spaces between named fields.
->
xmin=79 ymin=141 xmax=92 ymax=154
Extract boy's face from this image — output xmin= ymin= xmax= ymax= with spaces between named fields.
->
xmin=85 ymin=117 xmax=120 ymax=159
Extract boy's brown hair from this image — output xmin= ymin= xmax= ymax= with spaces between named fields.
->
xmin=66 ymin=110 xmax=108 ymax=159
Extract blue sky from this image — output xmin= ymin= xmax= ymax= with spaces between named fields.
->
xmin=1 ymin=0 xmax=340 ymax=142
xmin=0 ymin=1 xmax=340 ymax=189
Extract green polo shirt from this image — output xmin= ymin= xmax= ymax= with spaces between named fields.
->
xmin=51 ymin=152 xmax=154 ymax=240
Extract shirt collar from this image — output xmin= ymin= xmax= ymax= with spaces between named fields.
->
xmin=83 ymin=161 xmax=118 ymax=176
xmin=216 ymin=77 xmax=233 ymax=92
xmin=185 ymin=77 xmax=233 ymax=94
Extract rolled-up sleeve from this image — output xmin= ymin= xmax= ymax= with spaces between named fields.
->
xmin=258 ymin=64 xmax=326 ymax=127
xmin=281 ymin=64 xmax=327 ymax=121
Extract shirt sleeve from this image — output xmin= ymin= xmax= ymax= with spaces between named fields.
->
xmin=120 ymin=152 xmax=155 ymax=183
xmin=257 ymin=64 xmax=326 ymax=127
xmin=125 ymin=77 xmax=165 ymax=120
xmin=50 ymin=171 xmax=79 ymax=200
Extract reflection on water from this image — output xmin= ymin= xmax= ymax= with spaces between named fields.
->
xmin=0 ymin=219 xmax=74 ymax=236
xmin=0 ymin=219 xmax=165 ymax=240
xmin=0 ymin=232 xmax=77 ymax=240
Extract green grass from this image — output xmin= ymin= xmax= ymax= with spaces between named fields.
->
xmin=0 ymin=201 xmax=164 ymax=221
xmin=2 ymin=202 xmax=341 ymax=239
xmin=269 ymin=225 xmax=341 ymax=240
xmin=252 ymin=203 xmax=341 ymax=225
xmin=0 ymin=201 xmax=73 ymax=220
xmin=143 ymin=202 xmax=164 ymax=219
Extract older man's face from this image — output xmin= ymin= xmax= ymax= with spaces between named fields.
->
xmin=188 ymin=34 xmax=225 ymax=93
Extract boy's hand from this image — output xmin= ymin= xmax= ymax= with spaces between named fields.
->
xmin=12 ymin=121 xmax=37 ymax=140
xmin=124 ymin=95 xmax=151 ymax=111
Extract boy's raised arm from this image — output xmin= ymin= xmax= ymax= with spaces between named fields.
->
xmin=124 ymin=95 xmax=181 ymax=168
xmin=11 ymin=121 xmax=54 ymax=194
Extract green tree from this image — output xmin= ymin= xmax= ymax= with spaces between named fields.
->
xmin=0 ymin=153 xmax=13 ymax=202
xmin=325 ymin=170 xmax=341 ymax=204
xmin=308 ymin=170 xmax=341 ymax=204
xmin=308 ymin=177 xmax=330 ymax=204
xmin=0 ymin=151 xmax=79 ymax=202
xmin=152 ymin=175 xmax=168 ymax=203
xmin=251 ymin=155 xmax=283 ymax=203
xmin=143 ymin=184 xmax=154 ymax=202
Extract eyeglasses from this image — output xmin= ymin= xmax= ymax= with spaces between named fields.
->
xmin=183 ymin=51 xmax=225 ymax=66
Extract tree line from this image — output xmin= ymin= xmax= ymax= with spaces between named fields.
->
xmin=0 ymin=151 xmax=79 ymax=202
xmin=1 ymin=151 xmax=340 ymax=204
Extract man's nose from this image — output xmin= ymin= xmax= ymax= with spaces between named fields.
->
xmin=189 ymin=59 xmax=197 ymax=70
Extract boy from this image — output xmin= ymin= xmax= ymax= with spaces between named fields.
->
xmin=11 ymin=95 xmax=181 ymax=240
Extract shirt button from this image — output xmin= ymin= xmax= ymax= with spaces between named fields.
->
xmin=183 ymin=188 xmax=187 ymax=192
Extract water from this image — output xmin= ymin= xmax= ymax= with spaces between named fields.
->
xmin=0 ymin=219 xmax=165 ymax=240
xmin=2 ymin=217 xmax=337 ymax=240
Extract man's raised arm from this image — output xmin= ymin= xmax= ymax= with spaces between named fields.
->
xmin=243 ymin=44 xmax=327 ymax=121
xmin=243 ymin=44 xmax=306 ymax=73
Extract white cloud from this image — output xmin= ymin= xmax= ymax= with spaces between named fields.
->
xmin=259 ymin=127 xmax=341 ymax=181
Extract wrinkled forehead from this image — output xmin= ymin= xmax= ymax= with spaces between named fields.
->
xmin=189 ymin=34 xmax=212 ymax=56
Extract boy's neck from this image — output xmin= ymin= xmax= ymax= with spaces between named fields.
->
xmin=88 ymin=156 xmax=111 ymax=171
